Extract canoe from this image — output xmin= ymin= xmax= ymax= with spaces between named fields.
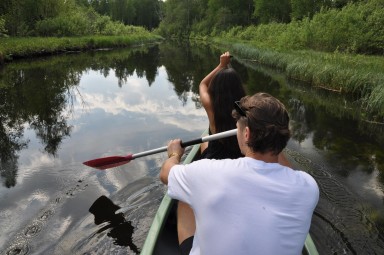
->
xmin=141 ymin=138 xmax=319 ymax=255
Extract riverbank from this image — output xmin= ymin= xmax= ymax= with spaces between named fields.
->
xmin=205 ymin=38 xmax=384 ymax=120
xmin=1 ymin=34 xmax=383 ymax=120
xmin=0 ymin=34 xmax=163 ymax=64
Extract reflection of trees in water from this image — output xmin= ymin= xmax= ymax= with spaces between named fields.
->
xmin=287 ymin=98 xmax=311 ymax=143
xmin=1 ymin=42 xmax=382 ymax=191
xmin=0 ymin=155 xmax=18 ymax=188
xmin=0 ymin=119 xmax=27 ymax=187
xmin=160 ymin=41 xmax=248 ymax=107
xmin=238 ymin=60 xmax=384 ymax=184
xmin=0 ymin=75 xmax=29 ymax=187
xmin=160 ymin=42 xmax=197 ymax=106
xmin=113 ymin=46 xmax=160 ymax=87
xmin=0 ymin=46 xmax=162 ymax=188
xmin=286 ymin=94 xmax=383 ymax=180
xmin=30 ymin=117 xmax=72 ymax=156
xmin=160 ymin=41 xmax=251 ymax=107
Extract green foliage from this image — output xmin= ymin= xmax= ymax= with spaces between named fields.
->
xmin=156 ymin=0 xmax=193 ymax=38
xmin=253 ymin=0 xmax=291 ymax=23
xmin=0 ymin=0 xmax=158 ymax=37
xmin=0 ymin=0 xmax=73 ymax=36
xmin=290 ymin=0 xmax=335 ymax=20
xmin=220 ymin=0 xmax=384 ymax=55
xmin=0 ymin=35 xmax=162 ymax=61
xmin=93 ymin=0 xmax=160 ymax=30
xmin=291 ymin=0 xmax=316 ymax=20
xmin=157 ymin=0 xmax=382 ymax=56
xmin=35 ymin=11 xmax=91 ymax=36
xmin=307 ymin=1 xmax=384 ymax=54
xmin=224 ymin=42 xmax=384 ymax=117
xmin=33 ymin=5 xmax=152 ymax=37
xmin=159 ymin=0 xmax=253 ymax=37
xmin=206 ymin=0 xmax=252 ymax=30
xmin=0 ymin=16 xmax=6 ymax=36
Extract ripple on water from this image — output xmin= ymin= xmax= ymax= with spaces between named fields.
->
xmin=39 ymin=209 xmax=54 ymax=221
xmin=23 ymin=221 xmax=43 ymax=238
xmin=63 ymin=177 xmax=164 ymax=255
xmin=1 ymin=176 xmax=91 ymax=255
xmin=4 ymin=240 xmax=30 ymax=255
xmin=287 ymin=149 xmax=384 ymax=254
xmin=286 ymin=148 xmax=332 ymax=178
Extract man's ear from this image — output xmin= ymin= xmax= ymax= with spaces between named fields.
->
xmin=244 ymin=126 xmax=250 ymax=142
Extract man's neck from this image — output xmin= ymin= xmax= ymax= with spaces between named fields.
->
xmin=245 ymin=150 xmax=279 ymax=164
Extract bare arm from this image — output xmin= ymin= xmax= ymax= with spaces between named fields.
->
xmin=160 ymin=139 xmax=185 ymax=185
xmin=199 ymin=52 xmax=231 ymax=132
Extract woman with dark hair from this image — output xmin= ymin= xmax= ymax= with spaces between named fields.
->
xmin=176 ymin=52 xmax=246 ymax=255
xmin=198 ymin=51 xmax=246 ymax=159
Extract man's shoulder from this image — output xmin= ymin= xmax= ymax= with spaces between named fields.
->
xmin=296 ymin=169 xmax=318 ymax=184
xmin=294 ymin=170 xmax=320 ymax=197
xmin=193 ymin=157 xmax=243 ymax=163
xmin=189 ymin=157 xmax=244 ymax=169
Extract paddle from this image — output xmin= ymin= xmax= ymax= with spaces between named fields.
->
xmin=83 ymin=129 xmax=237 ymax=170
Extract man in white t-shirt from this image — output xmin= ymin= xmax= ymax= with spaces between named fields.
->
xmin=160 ymin=92 xmax=319 ymax=255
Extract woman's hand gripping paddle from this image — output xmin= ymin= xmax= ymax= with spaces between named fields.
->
xmin=83 ymin=129 xmax=237 ymax=170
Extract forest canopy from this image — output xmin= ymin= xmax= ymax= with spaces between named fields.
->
xmin=0 ymin=0 xmax=383 ymax=54
xmin=0 ymin=0 xmax=161 ymax=36
xmin=157 ymin=0 xmax=383 ymax=54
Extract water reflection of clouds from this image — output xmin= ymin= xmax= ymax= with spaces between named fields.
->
xmin=76 ymin=68 xmax=206 ymax=133
xmin=0 ymin=190 xmax=49 ymax=241
xmin=294 ymin=132 xmax=384 ymax=211
xmin=49 ymin=216 xmax=72 ymax=243
xmin=16 ymin=153 xmax=59 ymax=187
xmin=66 ymin=67 xmax=207 ymax=196
xmin=349 ymin=167 xmax=384 ymax=208
xmin=22 ymin=153 xmax=58 ymax=171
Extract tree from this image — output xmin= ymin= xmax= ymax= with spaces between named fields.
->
xmin=90 ymin=0 xmax=111 ymax=15
xmin=107 ymin=0 xmax=160 ymax=29
xmin=291 ymin=0 xmax=318 ymax=20
xmin=290 ymin=0 xmax=350 ymax=20
xmin=0 ymin=16 xmax=6 ymax=36
xmin=132 ymin=0 xmax=160 ymax=29
xmin=158 ymin=0 xmax=190 ymax=37
xmin=0 ymin=0 xmax=75 ymax=36
xmin=253 ymin=0 xmax=291 ymax=23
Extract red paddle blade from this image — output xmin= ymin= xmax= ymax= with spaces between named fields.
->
xmin=83 ymin=155 xmax=133 ymax=170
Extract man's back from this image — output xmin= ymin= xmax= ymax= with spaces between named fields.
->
xmin=168 ymin=157 xmax=319 ymax=255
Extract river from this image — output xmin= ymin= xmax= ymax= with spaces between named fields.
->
xmin=0 ymin=42 xmax=383 ymax=255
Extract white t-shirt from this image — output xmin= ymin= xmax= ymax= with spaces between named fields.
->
xmin=167 ymin=157 xmax=319 ymax=255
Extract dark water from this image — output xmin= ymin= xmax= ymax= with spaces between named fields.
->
xmin=0 ymin=42 xmax=383 ymax=255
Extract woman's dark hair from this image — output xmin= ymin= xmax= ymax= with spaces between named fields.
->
xmin=209 ymin=68 xmax=246 ymax=149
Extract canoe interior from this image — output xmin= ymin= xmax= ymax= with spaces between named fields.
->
xmin=140 ymin=140 xmax=202 ymax=255
xmin=152 ymin=200 xmax=179 ymax=255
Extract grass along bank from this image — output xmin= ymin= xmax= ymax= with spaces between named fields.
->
xmin=0 ymin=34 xmax=163 ymax=64
xmin=186 ymin=0 xmax=383 ymax=120
xmin=211 ymin=40 xmax=384 ymax=120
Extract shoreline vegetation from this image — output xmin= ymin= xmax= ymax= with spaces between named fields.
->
xmin=180 ymin=0 xmax=384 ymax=121
xmin=0 ymin=34 xmax=163 ymax=63
xmin=214 ymin=40 xmax=384 ymax=122
xmin=0 ymin=0 xmax=383 ymax=119
xmin=1 ymin=33 xmax=383 ymax=121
